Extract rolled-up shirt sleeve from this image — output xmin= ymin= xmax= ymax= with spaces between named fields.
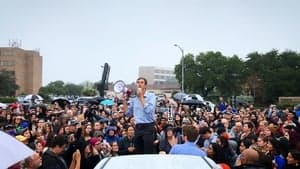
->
xmin=143 ymin=94 xmax=156 ymax=114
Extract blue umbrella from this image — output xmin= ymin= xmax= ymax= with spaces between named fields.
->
xmin=100 ymin=99 xmax=114 ymax=106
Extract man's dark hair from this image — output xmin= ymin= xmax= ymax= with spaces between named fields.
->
xmin=48 ymin=135 xmax=68 ymax=148
xmin=182 ymin=125 xmax=198 ymax=142
xmin=241 ymin=138 xmax=252 ymax=149
xmin=136 ymin=77 xmax=147 ymax=85
xmin=124 ymin=125 xmax=134 ymax=131
xmin=290 ymin=149 xmax=300 ymax=161
xmin=199 ymin=126 xmax=211 ymax=135
xmin=244 ymin=122 xmax=254 ymax=130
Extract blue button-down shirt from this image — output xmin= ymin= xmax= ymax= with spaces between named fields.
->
xmin=126 ymin=91 xmax=156 ymax=124
xmin=169 ymin=141 xmax=207 ymax=157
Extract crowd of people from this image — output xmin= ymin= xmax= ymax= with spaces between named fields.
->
xmin=1 ymin=77 xmax=300 ymax=169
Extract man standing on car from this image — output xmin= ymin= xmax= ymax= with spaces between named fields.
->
xmin=123 ymin=77 xmax=156 ymax=154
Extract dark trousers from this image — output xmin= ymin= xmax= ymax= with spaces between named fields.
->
xmin=134 ymin=122 xmax=155 ymax=154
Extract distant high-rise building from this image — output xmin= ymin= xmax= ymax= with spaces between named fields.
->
xmin=0 ymin=47 xmax=43 ymax=95
xmin=138 ymin=66 xmax=179 ymax=91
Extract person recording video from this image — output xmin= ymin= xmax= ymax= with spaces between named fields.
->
xmin=123 ymin=77 xmax=156 ymax=154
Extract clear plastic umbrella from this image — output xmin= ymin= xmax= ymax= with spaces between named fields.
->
xmin=173 ymin=92 xmax=187 ymax=101
xmin=24 ymin=94 xmax=43 ymax=102
xmin=0 ymin=103 xmax=7 ymax=109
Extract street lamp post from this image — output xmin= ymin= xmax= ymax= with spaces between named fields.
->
xmin=174 ymin=44 xmax=184 ymax=93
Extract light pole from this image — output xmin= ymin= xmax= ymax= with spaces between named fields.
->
xmin=174 ymin=44 xmax=184 ymax=93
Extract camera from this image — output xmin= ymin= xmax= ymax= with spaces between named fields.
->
xmin=84 ymin=106 xmax=101 ymax=122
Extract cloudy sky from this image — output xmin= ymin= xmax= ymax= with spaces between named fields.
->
xmin=1 ymin=0 xmax=299 ymax=86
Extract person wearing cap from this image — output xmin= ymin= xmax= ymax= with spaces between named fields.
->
xmin=15 ymin=128 xmax=35 ymax=150
xmin=67 ymin=120 xmax=78 ymax=134
xmin=104 ymin=126 xmax=119 ymax=144
xmin=93 ymin=130 xmax=104 ymax=142
xmin=87 ymin=137 xmax=102 ymax=169
xmin=123 ymin=77 xmax=156 ymax=154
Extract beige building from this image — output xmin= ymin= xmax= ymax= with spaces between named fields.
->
xmin=138 ymin=66 xmax=180 ymax=93
xmin=0 ymin=47 xmax=42 ymax=95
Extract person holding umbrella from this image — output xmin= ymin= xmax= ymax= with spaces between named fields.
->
xmin=51 ymin=98 xmax=70 ymax=110
xmin=123 ymin=77 xmax=156 ymax=154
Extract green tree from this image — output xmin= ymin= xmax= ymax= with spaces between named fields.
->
xmin=38 ymin=86 xmax=51 ymax=101
xmin=174 ymin=49 xmax=300 ymax=104
xmin=220 ymin=55 xmax=245 ymax=96
xmin=174 ymin=51 xmax=244 ymax=98
xmin=195 ymin=51 xmax=227 ymax=97
xmin=175 ymin=53 xmax=201 ymax=93
xmin=64 ymin=83 xmax=83 ymax=96
xmin=82 ymin=88 xmax=97 ymax=96
xmin=245 ymin=50 xmax=300 ymax=103
xmin=0 ymin=71 xmax=19 ymax=96
xmin=47 ymin=81 xmax=66 ymax=95
xmin=39 ymin=81 xmax=85 ymax=98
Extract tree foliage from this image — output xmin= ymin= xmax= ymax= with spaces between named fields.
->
xmin=245 ymin=50 xmax=300 ymax=103
xmin=174 ymin=49 xmax=300 ymax=104
xmin=82 ymin=88 xmax=97 ymax=96
xmin=175 ymin=51 xmax=244 ymax=98
xmin=38 ymin=80 xmax=84 ymax=97
xmin=0 ymin=71 xmax=19 ymax=96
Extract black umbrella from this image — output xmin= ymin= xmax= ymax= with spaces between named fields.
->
xmin=181 ymin=99 xmax=205 ymax=106
xmin=77 ymin=97 xmax=99 ymax=106
xmin=51 ymin=97 xmax=70 ymax=108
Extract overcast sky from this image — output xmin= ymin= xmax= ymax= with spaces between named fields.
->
xmin=1 ymin=0 xmax=299 ymax=86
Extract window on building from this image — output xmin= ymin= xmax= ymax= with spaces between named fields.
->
xmin=0 ymin=60 xmax=15 ymax=66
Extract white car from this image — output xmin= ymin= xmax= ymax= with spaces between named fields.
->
xmin=94 ymin=154 xmax=220 ymax=169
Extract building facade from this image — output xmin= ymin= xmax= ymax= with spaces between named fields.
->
xmin=0 ymin=47 xmax=43 ymax=95
xmin=138 ymin=66 xmax=180 ymax=93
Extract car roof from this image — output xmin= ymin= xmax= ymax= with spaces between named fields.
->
xmin=94 ymin=154 xmax=217 ymax=169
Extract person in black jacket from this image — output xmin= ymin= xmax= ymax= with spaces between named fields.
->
xmin=42 ymin=135 xmax=80 ymax=169
xmin=118 ymin=126 xmax=136 ymax=155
